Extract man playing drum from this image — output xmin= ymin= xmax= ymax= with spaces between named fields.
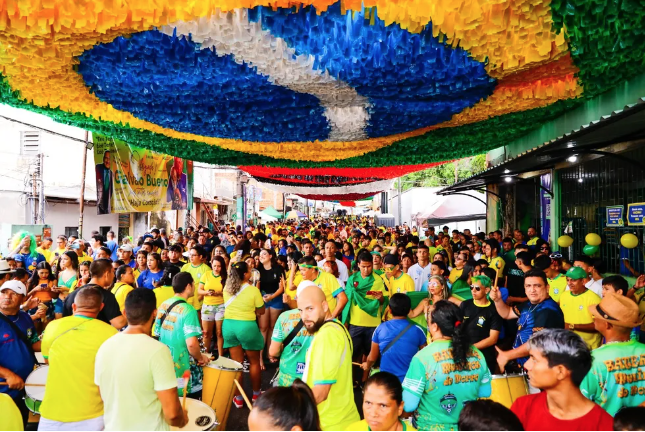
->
xmin=95 ymin=289 xmax=188 ymax=430
xmin=0 ymin=278 xmax=41 ymax=427
xmin=38 ymin=286 xmax=117 ymax=430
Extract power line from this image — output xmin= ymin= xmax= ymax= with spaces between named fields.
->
xmin=0 ymin=114 xmax=87 ymax=145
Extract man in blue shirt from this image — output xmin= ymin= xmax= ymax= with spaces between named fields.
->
xmin=360 ymin=294 xmax=426 ymax=382
xmin=0 ymin=279 xmax=41 ymax=427
xmin=490 ymin=269 xmax=564 ymax=375
xmin=106 ymin=231 xmax=119 ymax=262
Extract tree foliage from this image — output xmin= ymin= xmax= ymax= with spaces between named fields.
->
xmin=398 ymin=154 xmax=487 ymax=191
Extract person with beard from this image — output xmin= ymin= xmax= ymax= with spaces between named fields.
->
xmin=297 ymin=285 xmax=359 ymax=431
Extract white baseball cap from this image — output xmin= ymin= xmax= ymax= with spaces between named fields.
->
xmin=119 ymin=244 xmax=133 ymax=252
xmin=296 ymin=280 xmax=321 ymax=298
xmin=1 ymin=280 xmax=27 ymax=296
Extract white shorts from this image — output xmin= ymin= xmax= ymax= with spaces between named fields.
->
xmin=202 ymin=304 xmax=225 ymax=322
xmin=38 ymin=415 xmax=104 ymax=431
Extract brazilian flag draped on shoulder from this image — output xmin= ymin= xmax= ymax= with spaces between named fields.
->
xmin=341 ymin=272 xmax=389 ymax=325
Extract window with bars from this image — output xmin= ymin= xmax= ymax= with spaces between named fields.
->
xmin=560 ymin=147 xmax=645 ymax=275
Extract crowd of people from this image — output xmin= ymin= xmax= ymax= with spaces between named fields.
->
xmin=1 ymin=219 xmax=645 ymax=431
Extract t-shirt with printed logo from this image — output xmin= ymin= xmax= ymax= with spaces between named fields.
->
xmin=271 ymin=309 xmax=313 ymax=386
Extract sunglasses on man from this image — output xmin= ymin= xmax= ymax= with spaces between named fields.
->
xmin=470 ymin=285 xmax=482 ymax=292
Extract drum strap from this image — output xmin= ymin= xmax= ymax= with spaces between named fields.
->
xmin=0 ymin=312 xmax=38 ymax=365
xmin=282 ymin=320 xmax=304 ymax=349
xmin=153 ymin=299 xmax=186 ymax=340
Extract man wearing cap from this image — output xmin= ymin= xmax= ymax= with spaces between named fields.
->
xmin=579 ymin=293 xmax=645 ymax=415
xmin=560 ymin=266 xmax=602 ymax=349
xmin=72 ymin=240 xmax=93 ymax=264
xmin=118 ymin=244 xmax=136 ymax=268
xmin=0 ymin=279 xmax=42 ymax=425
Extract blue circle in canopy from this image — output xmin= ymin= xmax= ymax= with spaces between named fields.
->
xmin=77 ymin=2 xmax=495 ymax=142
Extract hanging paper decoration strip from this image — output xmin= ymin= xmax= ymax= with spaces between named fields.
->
xmin=0 ymin=0 xmax=643 ymax=197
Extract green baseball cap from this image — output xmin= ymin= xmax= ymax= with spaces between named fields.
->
xmin=565 ymin=266 xmax=587 ymax=280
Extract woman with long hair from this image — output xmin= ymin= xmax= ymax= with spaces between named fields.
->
xmin=341 ymin=242 xmax=355 ymax=269
xmin=346 ymin=372 xmax=414 ymax=431
xmin=198 ymin=255 xmax=228 ymax=357
xmin=257 ymin=248 xmax=286 ymax=369
xmin=222 ymin=262 xmax=266 ymax=408
xmin=136 ymin=252 xmax=164 ymax=289
xmin=55 ymin=251 xmax=79 ymax=317
xmin=409 ymin=275 xmax=450 ymax=319
xmin=26 ymin=261 xmax=56 ymax=329
xmin=248 ymin=379 xmax=321 ymax=431
xmin=402 ymin=301 xmax=491 ymax=430
xmin=214 ymin=245 xmax=230 ymax=268
xmin=322 ymin=260 xmax=339 ymax=278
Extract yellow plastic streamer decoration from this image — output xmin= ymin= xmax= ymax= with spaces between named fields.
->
xmin=0 ymin=0 xmax=578 ymax=162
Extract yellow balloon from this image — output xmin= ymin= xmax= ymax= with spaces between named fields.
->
xmin=621 ymin=233 xmax=639 ymax=249
xmin=585 ymin=233 xmax=602 ymax=246
xmin=557 ymin=235 xmax=574 ymax=248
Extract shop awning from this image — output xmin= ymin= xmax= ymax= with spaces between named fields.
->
xmin=438 ymin=98 xmax=645 ymax=195
xmin=418 ymin=192 xmax=486 ymax=226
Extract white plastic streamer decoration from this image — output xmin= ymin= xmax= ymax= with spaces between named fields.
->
xmin=252 ymin=178 xmax=395 ymax=196
xmin=161 ymin=10 xmax=371 ymax=141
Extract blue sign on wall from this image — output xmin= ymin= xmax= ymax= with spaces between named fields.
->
xmin=606 ymin=205 xmax=624 ymax=227
xmin=627 ymin=203 xmax=645 ymax=226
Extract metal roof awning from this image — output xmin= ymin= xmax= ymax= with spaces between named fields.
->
xmin=438 ymin=98 xmax=645 ymax=195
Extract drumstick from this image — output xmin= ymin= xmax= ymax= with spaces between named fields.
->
xmin=233 ymin=379 xmax=253 ymax=410
xmin=492 ymin=260 xmax=502 ymax=290
xmin=181 ymin=370 xmax=190 ymax=411
xmin=0 ymin=382 xmax=45 ymax=386
xmin=352 ymin=362 xmax=362 ymax=367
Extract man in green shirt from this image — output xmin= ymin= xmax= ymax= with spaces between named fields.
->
xmin=269 ymin=308 xmax=313 ymax=386
xmin=153 ymin=272 xmax=210 ymax=398
xmin=580 ymin=293 xmax=645 ymax=415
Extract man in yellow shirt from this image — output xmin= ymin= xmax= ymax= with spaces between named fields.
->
xmin=298 ymin=285 xmax=360 ymax=431
xmin=382 ymin=254 xmax=415 ymax=294
xmin=181 ymin=245 xmax=211 ymax=310
xmin=298 ymin=256 xmax=347 ymax=319
xmin=39 ymin=286 xmax=118 ymax=430
xmin=559 ymin=266 xmax=602 ymax=349
xmin=37 ymin=237 xmax=53 ymax=263
xmin=343 ymin=253 xmax=388 ymax=384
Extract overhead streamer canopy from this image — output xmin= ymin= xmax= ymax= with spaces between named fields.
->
xmin=0 ymin=0 xmax=641 ymax=198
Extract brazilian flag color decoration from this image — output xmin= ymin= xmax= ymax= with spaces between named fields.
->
xmin=0 ymin=0 xmax=642 ymax=197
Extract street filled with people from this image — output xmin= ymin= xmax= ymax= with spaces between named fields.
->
xmin=2 ymin=219 xmax=645 ymax=431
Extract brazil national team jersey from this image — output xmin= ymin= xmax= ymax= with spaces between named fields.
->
xmin=548 ymin=273 xmax=567 ymax=303
xmin=559 ymin=289 xmax=602 ymax=349
xmin=271 ymin=309 xmax=313 ymax=386
xmin=402 ymin=340 xmax=491 ymax=431
xmin=580 ymin=340 xmax=645 ymax=415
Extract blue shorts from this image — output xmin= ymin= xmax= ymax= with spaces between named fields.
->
xmin=264 ymin=295 xmax=285 ymax=310
xmin=53 ymin=298 xmax=64 ymax=314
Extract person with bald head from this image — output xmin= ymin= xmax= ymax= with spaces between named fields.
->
xmin=298 ymin=285 xmax=359 ymax=431
xmin=39 ymin=286 xmax=118 ymax=430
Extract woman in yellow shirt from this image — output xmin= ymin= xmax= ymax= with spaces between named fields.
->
xmin=223 ymin=262 xmax=265 ymax=408
xmin=111 ymin=265 xmax=135 ymax=312
xmin=198 ymin=256 xmax=227 ymax=356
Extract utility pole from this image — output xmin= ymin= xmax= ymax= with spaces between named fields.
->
xmin=79 ymin=131 xmax=88 ymax=238
xmin=397 ymin=177 xmax=402 ymax=226
xmin=31 ymin=171 xmax=38 ymax=224
xmin=38 ymin=153 xmax=45 ymax=224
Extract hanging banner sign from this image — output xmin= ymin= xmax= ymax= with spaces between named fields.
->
xmin=627 ymin=203 xmax=645 ymax=226
xmin=606 ymin=206 xmax=624 ymax=227
xmin=93 ymin=134 xmax=193 ymax=215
